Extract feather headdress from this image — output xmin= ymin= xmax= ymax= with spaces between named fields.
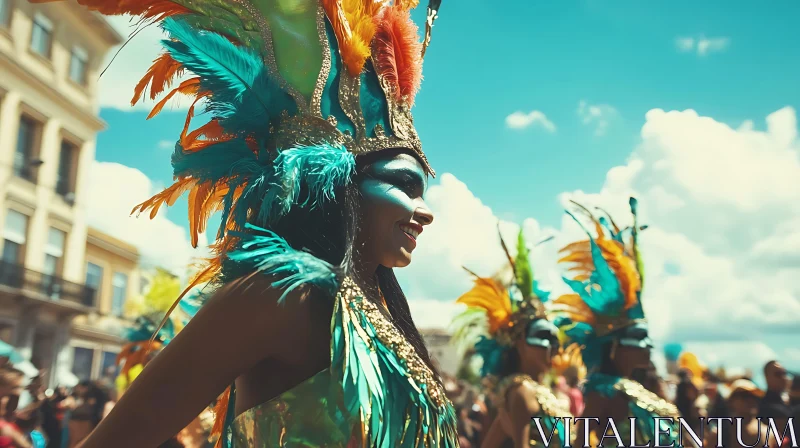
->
xmin=551 ymin=197 xmax=649 ymax=370
xmin=551 ymin=343 xmax=587 ymax=382
xmin=450 ymin=226 xmax=554 ymax=376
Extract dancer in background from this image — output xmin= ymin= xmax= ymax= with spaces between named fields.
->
xmin=552 ymin=198 xmax=692 ymax=447
xmin=29 ymin=0 xmax=455 ymax=447
xmin=452 ymin=227 xmax=570 ymax=447
xmin=551 ymin=343 xmax=586 ymax=417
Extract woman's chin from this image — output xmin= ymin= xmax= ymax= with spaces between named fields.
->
xmin=391 ymin=248 xmax=413 ymax=268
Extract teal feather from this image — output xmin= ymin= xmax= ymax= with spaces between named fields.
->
xmin=171 ymin=139 xmax=256 ymax=181
xmin=223 ymin=223 xmax=340 ymax=301
xmin=563 ymin=211 xmax=625 ymax=316
xmin=125 ymin=316 xmax=175 ymax=345
xmin=260 ymin=143 xmax=356 ymax=222
xmin=332 ymin=287 xmax=458 ymax=447
xmin=160 ymin=16 xmax=292 ymax=125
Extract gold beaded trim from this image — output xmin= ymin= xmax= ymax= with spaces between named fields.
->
xmin=496 ymin=374 xmax=573 ymax=419
xmin=614 ymin=378 xmax=681 ymax=419
xmin=338 ymin=74 xmax=367 ymax=141
xmin=310 ymin=4 xmax=332 ymax=117
xmin=338 ymin=277 xmax=450 ymax=409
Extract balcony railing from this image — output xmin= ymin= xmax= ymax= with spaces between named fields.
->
xmin=0 ymin=261 xmax=97 ymax=308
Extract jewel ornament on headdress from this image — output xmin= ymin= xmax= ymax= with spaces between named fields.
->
xmin=551 ymin=198 xmax=649 ymax=371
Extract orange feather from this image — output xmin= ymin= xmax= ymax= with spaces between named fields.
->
xmin=29 ymin=0 xmax=189 ymax=21
xmin=372 ymin=6 xmax=423 ymax=105
xmin=395 ymin=0 xmax=420 ymax=10
xmin=147 ymin=77 xmax=200 ymax=119
xmin=456 ymin=276 xmax=512 ymax=334
xmin=322 ymin=0 xmax=383 ymax=77
xmin=131 ymin=177 xmax=197 ymax=219
xmin=133 ymin=53 xmax=185 ymax=106
xmin=559 ymin=237 xmax=640 ymax=311
xmin=552 ymin=293 xmax=597 ymax=326
xmin=211 ymin=386 xmax=231 ymax=446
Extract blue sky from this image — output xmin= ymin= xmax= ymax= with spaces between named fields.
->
xmin=90 ymin=1 xmax=800 ymax=378
xmin=97 ymin=0 xmax=800 ymax=228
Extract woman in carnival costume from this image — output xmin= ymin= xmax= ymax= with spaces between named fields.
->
xmin=30 ymin=0 xmax=456 ymax=446
xmin=552 ymin=199 xmax=689 ymax=447
xmin=451 ymin=228 xmax=571 ymax=447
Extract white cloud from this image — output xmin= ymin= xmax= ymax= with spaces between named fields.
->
xmin=505 ymin=110 xmax=557 ymax=132
xmin=86 ymin=161 xmax=208 ymax=277
xmin=675 ymin=37 xmax=696 ymax=52
xmin=158 ymin=140 xmax=174 ymax=150
xmin=409 ymin=300 xmax=467 ymax=330
xmin=577 ymin=100 xmax=618 ymax=136
xmin=100 ymin=16 xmax=191 ymax=112
xmin=405 ymin=106 xmax=800 ymax=378
xmin=675 ymin=35 xmax=730 ymax=56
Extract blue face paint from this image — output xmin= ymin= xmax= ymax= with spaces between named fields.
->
xmin=357 ymin=153 xmax=432 ymax=268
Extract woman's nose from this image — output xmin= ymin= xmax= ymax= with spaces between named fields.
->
xmin=414 ymin=204 xmax=434 ymax=226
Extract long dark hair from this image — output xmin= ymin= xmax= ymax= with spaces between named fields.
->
xmin=262 ymin=148 xmax=438 ymax=379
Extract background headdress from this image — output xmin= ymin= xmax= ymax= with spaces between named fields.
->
xmin=551 ymin=342 xmax=587 ymax=383
xmin=551 ymin=198 xmax=648 ymax=371
xmin=450 ymin=226 xmax=553 ymax=376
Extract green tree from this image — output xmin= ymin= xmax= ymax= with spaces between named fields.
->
xmin=125 ymin=268 xmax=181 ymax=321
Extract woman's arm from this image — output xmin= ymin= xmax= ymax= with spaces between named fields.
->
xmin=479 ymin=416 xmax=508 ymax=448
xmin=506 ymin=384 xmax=540 ymax=448
xmin=574 ymin=391 xmax=606 ymax=446
xmin=79 ymin=276 xmax=306 ymax=448
xmin=0 ymin=424 xmax=32 ymax=448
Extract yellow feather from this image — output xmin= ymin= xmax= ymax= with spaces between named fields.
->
xmin=455 ymin=277 xmax=512 ymax=334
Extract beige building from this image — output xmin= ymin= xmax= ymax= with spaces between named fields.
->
xmin=69 ymin=227 xmax=141 ymax=385
xmin=420 ymin=328 xmax=460 ymax=377
xmin=0 ymin=0 xmax=122 ymax=387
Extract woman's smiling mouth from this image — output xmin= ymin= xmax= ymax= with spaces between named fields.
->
xmin=399 ymin=223 xmax=423 ymax=241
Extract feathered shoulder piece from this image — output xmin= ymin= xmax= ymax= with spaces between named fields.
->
xmin=450 ymin=226 xmax=553 ymax=375
xmin=551 ymin=198 xmax=648 ymax=367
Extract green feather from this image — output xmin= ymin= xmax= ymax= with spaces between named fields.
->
xmin=514 ymin=230 xmax=534 ymax=299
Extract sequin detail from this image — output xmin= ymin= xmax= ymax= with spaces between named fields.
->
xmin=338 ymin=278 xmax=450 ymax=409
xmin=614 ymin=378 xmax=681 ymax=418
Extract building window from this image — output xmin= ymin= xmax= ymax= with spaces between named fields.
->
xmin=0 ymin=0 xmax=11 ymax=28
xmin=111 ymin=272 xmax=128 ymax=316
xmin=0 ymin=322 xmax=14 ymax=345
xmin=85 ymin=262 xmax=103 ymax=307
xmin=14 ymin=115 xmax=39 ymax=182
xmin=72 ymin=346 xmax=94 ymax=382
xmin=69 ymin=45 xmax=88 ymax=85
xmin=2 ymin=210 xmax=28 ymax=265
xmin=57 ymin=140 xmax=77 ymax=199
xmin=30 ymin=13 xmax=53 ymax=58
xmin=99 ymin=351 xmax=118 ymax=383
xmin=42 ymin=227 xmax=66 ymax=276
xmin=139 ymin=276 xmax=150 ymax=295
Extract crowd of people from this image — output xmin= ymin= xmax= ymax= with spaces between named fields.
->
xmin=0 ymin=361 xmax=116 ymax=448
xmin=441 ymin=360 xmax=799 ymax=448
xmin=0 ymin=351 xmax=213 ymax=448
